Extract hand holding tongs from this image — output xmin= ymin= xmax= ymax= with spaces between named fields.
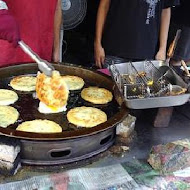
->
xmin=18 ymin=41 xmax=55 ymax=76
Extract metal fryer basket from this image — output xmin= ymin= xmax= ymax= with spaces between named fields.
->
xmin=109 ymin=60 xmax=190 ymax=109
xmin=111 ymin=61 xmax=170 ymax=99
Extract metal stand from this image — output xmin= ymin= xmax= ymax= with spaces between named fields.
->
xmin=153 ymin=107 xmax=174 ymax=127
xmin=60 ymin=29 xmax=64 ymax=62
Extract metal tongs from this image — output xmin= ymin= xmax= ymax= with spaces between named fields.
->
xmin=181 ymin=60 xmax=190 ymax=77
xmin=18 ymin=41 xmax=55 ymax=76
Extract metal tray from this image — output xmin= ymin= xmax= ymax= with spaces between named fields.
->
xmin=110 ymin=60 xmax=190 ymax=109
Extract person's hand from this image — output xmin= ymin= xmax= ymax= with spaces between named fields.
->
xmin=155 ymin=49 xmax=166 ymax=61
xmin=0 ymin=10 xmax=20 ymax=47
xmin=94 ymin=43 xmax=105 ymax=68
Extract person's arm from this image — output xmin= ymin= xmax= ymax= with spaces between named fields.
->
xmin=0 ymin=0 xmax=20 ymax=47
xmin=155 ymin=7 xmax=171 ymax=60
xmin=94 ymin=0 xmax=110 ymax=68
xmin=53 ymin=0 xmax=62 ymax=62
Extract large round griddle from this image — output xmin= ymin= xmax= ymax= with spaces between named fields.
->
xmin=0 ymin=63 xmax=127 ymax=165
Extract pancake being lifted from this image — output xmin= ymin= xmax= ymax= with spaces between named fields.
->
xmin=62 ymin=75 xmax=84 ymax=90
xmin=0 ymin=105 xmax=19 ymax=128
xmin=0 ymin=89 xmax=18 ymax=105
xmin=67 ymin=106 xmax=107 ymax=128
xmin=81 ymin=87 xmax=113 ymax=104
xmin=36 ymin=71 xmax=69 ymax=113
xmin=16 ymin=119 xmax=62 ymax=133
xmin=10 ymin=75 xmax=37 ymax=92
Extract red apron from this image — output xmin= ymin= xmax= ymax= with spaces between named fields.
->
xmin=0 ymin=0 xmax=57 ymax=67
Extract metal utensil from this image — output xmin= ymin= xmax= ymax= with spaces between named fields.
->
xmin=181 ymin=60 xmax=190 ymax=77
xmin=109 ymin=61 xmax=190 ymax=109
xmin=166 ymin=29 xmax=182 ymax=64
xmin=18 ymin=41 xmax=55 ymax=76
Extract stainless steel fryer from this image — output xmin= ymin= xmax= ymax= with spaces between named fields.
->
xmin=109 ymin=60 xmax=190 ymax=109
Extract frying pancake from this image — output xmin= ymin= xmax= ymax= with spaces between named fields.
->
xmin=169 ymin=85 xmax=187 ymax=96
xmin=67 ymin=106 xmax=107 ymax=128
xmin=0 ymin=89 xmax=18 ymax=105
xmin=10 ymin=75 xmax=37 ymax=92
xmin=0 ymin=106 xmax=19 ymax=128
xmin=16 ymin=119 xmax=62 ymax=133
xmin=81 ymin=87 xmax=113 ymax=104
xmin=38 ymin=101 xmax=67 ymax=114
xmin=36 ymin=71 xmax=69 ymax=107
xmin=62 ymin=75 xmax=84 ymax=90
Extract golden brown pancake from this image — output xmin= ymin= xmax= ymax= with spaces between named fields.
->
xmin=81 ymin=87 xmax=113 ymax=104
xmin=0 ymin=89 xmax=18 ymax=105
xmin=10 ymin=75 xmax=37 ymax=92
xmin=36 ymin=71 xmax=69 ymax=107
xmin=16 ymin=119 xmax=62 ymax=133
xmin=67 ymin=106 xmax=107 ymax=127
xmin=0 ymin=105 xmax=19 ymax=128
xmin=62 ymin=75 xmax=84 ymax=90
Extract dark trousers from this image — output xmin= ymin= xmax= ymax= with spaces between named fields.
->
xmin=168 ymin=23 xmax=190 ymax=62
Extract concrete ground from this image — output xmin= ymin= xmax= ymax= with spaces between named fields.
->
xmin=1 ymin=103 xmax=190 ymax=183
xmin=90 ymin=102 xmax=190 ymax=167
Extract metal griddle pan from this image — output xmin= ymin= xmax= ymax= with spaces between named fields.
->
xmin=0 ymin=63 xmax=127 ymax=140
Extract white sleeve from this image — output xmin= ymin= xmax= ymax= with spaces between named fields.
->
xmin=0 ymin=0 xmax=8 ymax=10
